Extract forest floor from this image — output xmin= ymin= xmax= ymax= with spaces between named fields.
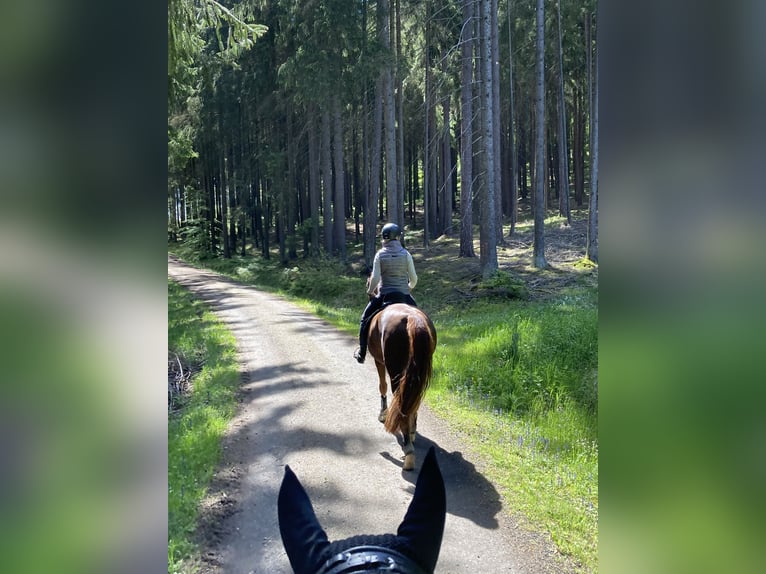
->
xmin=494 ymin=211 xmax=596 ymax=291
xmin=386 ymin=208 xmax=597 ymax=310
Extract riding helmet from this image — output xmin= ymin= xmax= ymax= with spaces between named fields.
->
xmin=381 ymin=223 xmax=402 ymax=240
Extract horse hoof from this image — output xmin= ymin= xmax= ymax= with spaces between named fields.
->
xmin=403 ymin=453 xmax=416 ymax=471
xmin=378 ymin=409 xmax=388 ymax=423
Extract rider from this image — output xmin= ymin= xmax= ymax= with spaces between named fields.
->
xmin=354 ymin=223 xmax=418 ymax=364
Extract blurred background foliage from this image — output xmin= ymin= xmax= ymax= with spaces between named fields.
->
xmin=1 ymin=0 xmax=765 ymax=573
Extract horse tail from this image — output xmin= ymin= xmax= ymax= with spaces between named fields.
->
xmin=385 ymin=316 xmax=434 ymax=435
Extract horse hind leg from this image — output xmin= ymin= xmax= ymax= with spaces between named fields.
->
xmin=395 ymin=411 xmax=416 ymax=470
xmin=401 ymin=428 xmax=416 ymax=471
xmin=378 ymin=395 xmax=388 ymax=423
xmin=409 ymin=412 xmax=417 ymax=444
xmin=376 ymin=361 xmax=388 ymax=423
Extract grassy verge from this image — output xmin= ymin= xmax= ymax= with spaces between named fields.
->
xmin=168 ymin=280 xmax=240 ymax=573
xmin=169 ymin=227 xmax=598 ymax=571
xmin=428 ymin=295 xmax=598 ymax=570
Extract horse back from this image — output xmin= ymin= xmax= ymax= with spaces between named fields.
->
xmin=368 ymin=304 xmax=436 ymax=363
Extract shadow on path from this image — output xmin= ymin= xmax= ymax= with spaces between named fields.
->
xmin=381 ymin=434 xmax=503 ymax=530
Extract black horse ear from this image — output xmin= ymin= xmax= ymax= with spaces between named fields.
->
xmin=278 ymin=465 xmax=331 ymax=574
xmin=396 ymin=446 xmax=446 ymax=572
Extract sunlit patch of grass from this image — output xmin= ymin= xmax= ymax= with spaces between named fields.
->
xmin=573 ymin=257 xmax=598 ymax=270
xmin=470 ymin=270 xmax=529 ymax=299
xmin=433 ymin=298 xmax=597 ymax=414
xmin=168 ymin=281 xmax=239 ymax=573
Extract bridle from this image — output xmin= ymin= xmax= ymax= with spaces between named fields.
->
xmin=316 ymin=546 xmax=429 ymax=574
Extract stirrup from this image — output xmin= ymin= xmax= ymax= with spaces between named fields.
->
xmin=353 ymin=348 xmax=365 ymax=364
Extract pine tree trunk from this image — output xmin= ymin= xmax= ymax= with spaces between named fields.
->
xmin=586 ymin=25 xmax=599 ymax=263
xmin=308 ymin=111 xmax=321 ymax=256
xmin=238 ymin=106 xmax=247 ymax=256
xmin=219 ymin=153 xmax=231 ymax=259
xmin=491 ymin=0 xmax=503 ymax=243
xmin=428 ymin=96 xmax=437 ymax=238
xmin=410 ymin=144 xmax=418 ymax=222
xmin=459 ymin=0 xmax=475 ymax=257
xmin=257 ymin=148 xmax=265 ymax=255
xmin=352 ymin=121 xmax=361 ymax=241
xmin=208 ymin=160 xmax=216 ymax=255
xmin=546 ymin=125 xmax=553 ymax=210
xmin=507 ymin=3 xmax=518 ymax=236
xmin=332 ymin=95 xmax=346 ymax=260
xmin=531 ymin=110 xmax=536 ymax=216
xmin=381 ymin=0 xmax=398 ymax=226
xmin=519 ymin=111 xmax=528 ymax=201
xmin=366 ymin=76 xmax=384 ymax=269
xmin=441 ymin=57 xmax=452 ymax=236
xmin=360 ymin=0 xmax=371 ymax=256
xmin=261 ymin=177 xmax=270 ymax=259
xmin=574 ymin=88 xmax=585 ymax=207
xmin=395 ymin=0 xmax=406 ymax=227
xmin=228 ymin=143 xmax=237 ymax=253
xmin=423 ymin=0 xmax=432 ymax=246
xmin=556 ymin=0 xmax=571 ymax=224
xmin=286 ymin=111 xmax=298 ymax=260
xmin=321 ymin=106 xmax=333 ymax=254
xmin=277 ymin=192 xmax=287 ymax=265
xmin=533 ymin=0 xmax=548 ymax=269
xmin=479 ymin=0 xmax=498 ymax=278
xmin=585 ymin=10 xmax=593 ymax=205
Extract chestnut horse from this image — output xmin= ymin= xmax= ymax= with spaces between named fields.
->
xmin=367 ymin=302 xmax=437 ymax=470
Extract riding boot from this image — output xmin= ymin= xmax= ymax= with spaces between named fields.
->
xmin=354 ymin=296 xmax=381 ymax=364
xmin=354 ymin=323 xmax=368 ymax=364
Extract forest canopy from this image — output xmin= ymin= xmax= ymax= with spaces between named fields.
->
xmin=168 ymin=0 xmax=599 ymax=272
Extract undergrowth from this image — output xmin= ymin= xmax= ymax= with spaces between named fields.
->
xmin=438 ymin=297 xmax=597 ymax=415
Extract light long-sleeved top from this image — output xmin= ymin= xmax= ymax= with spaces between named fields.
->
xmin=367 ymin=240 xmax=418 ymax=296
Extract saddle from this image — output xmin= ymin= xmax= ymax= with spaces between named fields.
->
xmin=380 ymin=291 xmax=416 ymax=308
xmin=363 ymin=292 xmax=417 ymax=333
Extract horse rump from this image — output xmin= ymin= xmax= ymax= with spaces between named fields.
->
xmin=384 ymin=315 xmax=435 ymax=435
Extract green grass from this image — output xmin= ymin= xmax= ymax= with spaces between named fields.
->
xmin=436 ymin=296 xmax=598 ymax=414
xmin=169 ymin=228 xmax=598 ymax=571
xmin=168 ymin=281 xmax=240 ymax=573
xmin=428 ymin=295 xmax=597 ymax=571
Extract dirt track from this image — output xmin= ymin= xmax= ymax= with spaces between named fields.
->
xmin=168 ymin=255 xmax=577 ymax=574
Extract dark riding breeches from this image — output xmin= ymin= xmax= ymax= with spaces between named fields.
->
xmin=358 ymin=292 xmax=418 ymax=353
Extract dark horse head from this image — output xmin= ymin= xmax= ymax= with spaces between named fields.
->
xmin=278 ymin=446 xmax=446 ymax=573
